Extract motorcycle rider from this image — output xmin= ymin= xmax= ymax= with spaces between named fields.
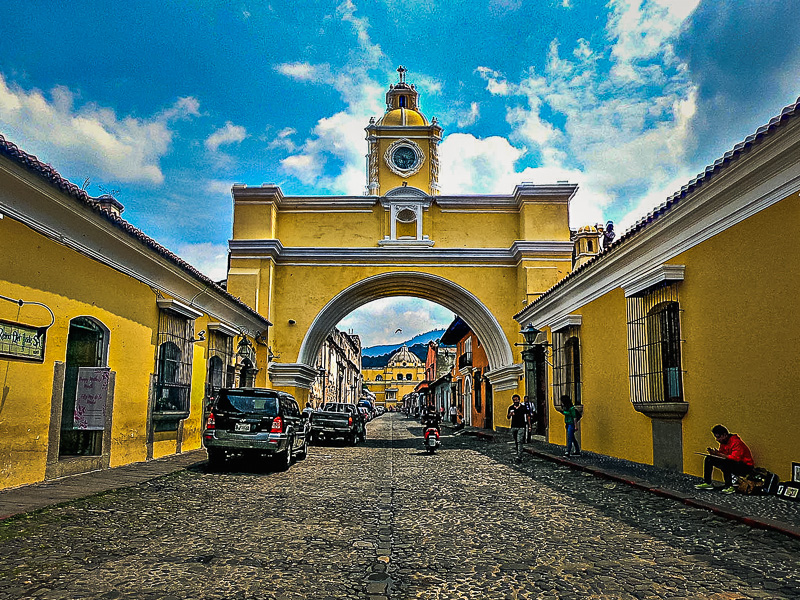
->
xmin=420 ymin=402 xmax=441 ymax=433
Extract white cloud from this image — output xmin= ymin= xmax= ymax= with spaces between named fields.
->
xmin=476 ymin=67 xmax=511 ymax=96
xmin=174 ymin=242 xmax=229 ymax=281
xmin=337 ymin=297 xmax=454 ymax=347
xmin=0 ymin=73 xmax=198 ymax=185
xmin=438 ymin=133 xmax=607 ymax=226
xmin=205 ymin=179 xmax=235 ymax=196
xmin=275 ymin=62 xmax=333 ymax=84
xmin=205 ymin=121 xmax=248 ymax=152
xmin=268 ymin=127 xmax=298 ymax=152
xmin=472 ymin=0 xmax=700 ymax=230
xmin=275 ymin=0 xmax=387 ymax=193
xmin=455 ymin=102 xmax=480 ymax=128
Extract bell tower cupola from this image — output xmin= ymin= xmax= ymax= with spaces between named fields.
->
xmin=385 ymin=66 xmax=420 ymax=111
xmin=365 ymin=66 xmax=443 ymax=196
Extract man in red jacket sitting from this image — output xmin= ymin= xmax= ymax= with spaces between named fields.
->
xmin=695 ymin=424 xmax=754 ymax=494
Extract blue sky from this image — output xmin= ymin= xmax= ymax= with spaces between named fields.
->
xmin=2 ymin=0 xmax=799 ymax=346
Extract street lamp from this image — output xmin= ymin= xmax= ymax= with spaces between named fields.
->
xmin=520 ymin=323 xmax=540 ymax=347
xmin=518 ymin=324 xmax=550 ymax=438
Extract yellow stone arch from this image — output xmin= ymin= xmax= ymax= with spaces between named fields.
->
xmin=226 ymin=69 xmax=577 ymax=421
xmin=295 ymin=271 xmax=514 ymax=380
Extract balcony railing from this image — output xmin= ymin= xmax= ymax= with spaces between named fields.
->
xmin=458 ymin=352 xmax=472 ymax=369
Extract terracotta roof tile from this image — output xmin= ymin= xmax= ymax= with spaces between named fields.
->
xmin=0 ymin=134 xmax=269 ymax=327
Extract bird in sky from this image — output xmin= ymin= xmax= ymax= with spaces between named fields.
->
xmin=395 ymin=328 xmax=402 ymax=334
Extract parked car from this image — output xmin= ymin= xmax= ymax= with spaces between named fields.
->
xmin=204 ymin=388 xmax=309 ymax=470
xmin=310 ymin=402 xmax=366 ymax=445
xmin=358 ymin=406 xmax=371 ymax=423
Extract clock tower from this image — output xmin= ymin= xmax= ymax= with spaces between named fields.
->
xmin=365 ymin=66 xmax=443 ymax=196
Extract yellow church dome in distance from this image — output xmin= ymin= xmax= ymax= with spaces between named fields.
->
xmin=388 ymin=344 xmax=422 ymax=367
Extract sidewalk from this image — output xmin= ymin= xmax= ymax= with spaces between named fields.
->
xmin=447 ymin=424 xmax=800 ymax=541
xmin=0 ymin=449 xmax=207 ymax=520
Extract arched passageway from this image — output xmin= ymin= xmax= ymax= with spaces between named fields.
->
xmin=269 ymin=272 xmax=521 ymax=392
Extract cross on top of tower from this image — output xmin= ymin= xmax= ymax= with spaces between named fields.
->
xmin=397 ymin=65 xmax=407 ymax=84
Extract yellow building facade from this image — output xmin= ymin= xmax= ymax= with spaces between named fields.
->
xmin=362 ymin=345 xmax=425 ymax=408
xmin=0 ymin=136 xmax=270 ymax=490
xmin=227 ymin=69 xmax=576 ymax=424
xmin=515 ymin=98 xmax=800 ymax=481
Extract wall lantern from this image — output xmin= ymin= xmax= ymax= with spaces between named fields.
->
xmin=519 ymin=324 xmax=541 ymax=347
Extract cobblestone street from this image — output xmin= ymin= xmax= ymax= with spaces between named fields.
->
xmin=0 ymin=413 xmax=798 ymax=600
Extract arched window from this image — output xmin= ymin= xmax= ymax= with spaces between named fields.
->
xmin=646 ymin=301 xmax=683 ymax=402
xmin=463 ymin=375 xmax=472 ymax=413
xmin=564 ymin=336 xmax=581 ymax=405
xmin=240 ymin=358 xmax=256 ymax=388
xmin=376 ymin=375 xmax=383 ymax=381
xmin=406 ymin=373 xmax=413 ymax=380
xmin=156 ymin=341 xmax=187 ymax=412
xmin=627 ymin=281 xmax=684 ymax=405
xmin=207 ymin=356 xmax=224 ymax=396
xmin=553 ymin=325 xmax=582 ymax=407
xmin=59 ymin=317 xmax=109 ymax=457
xmin=397 ymin=373 xmax=404 ymax=380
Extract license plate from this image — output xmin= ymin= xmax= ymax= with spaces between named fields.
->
xmin=324 ymin=427 xmax=336 ymax=432
xmin=235 ymin=422 xmax=251 ymax=432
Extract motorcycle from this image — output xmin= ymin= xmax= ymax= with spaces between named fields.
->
xmin=423 ymin=422 xmax=441 ymax=454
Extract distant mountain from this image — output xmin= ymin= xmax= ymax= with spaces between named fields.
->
xmin=362 ymin=329 xmax=446 ymax=357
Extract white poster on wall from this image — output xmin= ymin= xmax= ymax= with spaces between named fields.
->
xmin=74 ymin=367 xmax=110 ymax=430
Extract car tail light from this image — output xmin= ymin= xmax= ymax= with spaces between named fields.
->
xmin=271 ymin=416 xmax=283 ymax=433
xmin=348 ymin=416 xmax=353 ymax=426
xmin=206 ymin=413 xmax=216 ymax=430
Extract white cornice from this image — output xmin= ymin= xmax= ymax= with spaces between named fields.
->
xmin=515 ymin=120 xmax=800 ymax=327
xmin=157 ymin=298 xmax=204 ymax=320
xmin=622 ymin=264 xmax=685 ymax=297
xmin=377 ymin=239 xmax=436 ymax=248
xmin=547 ymin=314 xmax=583 ymax=332
xmin=228 ymin=240 xmax=573 ymax=265
xmin=268 ymin=363 xmax=318 ymax=389
xmin=207 ymin=322 xmax=240 ymax=337
xmin=485 ymin=363 xmax=524 ymax=392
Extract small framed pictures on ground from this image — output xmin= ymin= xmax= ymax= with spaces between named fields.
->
xmin=793 ymin=462 xmax=800 ymax=483
xmin=777 ymin=481 xmax=800 ymax=502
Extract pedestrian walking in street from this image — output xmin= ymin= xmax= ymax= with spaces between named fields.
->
xmin=449 ymin=403 xmax=457 ymax=424
xmin=695 ymin=425 xmax=754 ymax=494
xmin=561 ymin=395 xmax=581 ymax=456
xmin=507 ymin=394 xmax=530 ymax=462
xmin=523 ymin=395 xmax=536 ymax=442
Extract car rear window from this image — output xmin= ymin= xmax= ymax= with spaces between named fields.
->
xmin=323 ymin=403 xmax=349 ymax=412
xmin=219 ymin=393 xmax=279 ymax=416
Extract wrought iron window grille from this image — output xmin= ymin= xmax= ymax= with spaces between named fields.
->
xmin=626 ymin=282 xmax=685 ymax=405
xmin=552 ymin=325 xmax=582 ymax=408
xmin=153 ymin=309 xmax=193 ymax=417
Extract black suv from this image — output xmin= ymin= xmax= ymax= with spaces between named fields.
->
xmin=204 ymin=388 xmax=309 ymax=470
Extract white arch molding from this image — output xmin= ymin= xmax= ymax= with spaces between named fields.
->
xmin=269 ymin=271 xmax=522 ymax=392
